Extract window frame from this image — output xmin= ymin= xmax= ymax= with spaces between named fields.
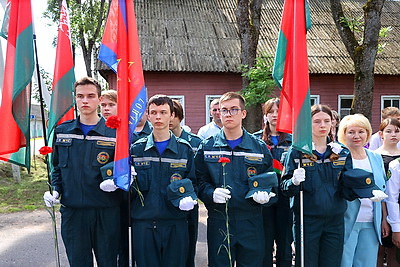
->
xmin=205 ymin=95 xmax=222 ymax=124
xmin=310 ymin=95 xmax=320 ymax=106
xmin=381 ymin=95 xmax=400 ymax=109
xmin=338 ymin=95 xmax=354 ymax=119
xmin=168 ymin=95 xmax=186 ymax=126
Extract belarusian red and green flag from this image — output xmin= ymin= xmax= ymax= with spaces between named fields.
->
xmin=273 ymin=159 xmax=284 ymax=175
xmin=0 ymin=0 xmax=34 ymax=169
xmin=273 ymin=0 xmax=312 ymax=155
xmin=98 ymin=0 xmax=147 ymax=191
xmin=47 ymin=0 xmax=75 ymax=142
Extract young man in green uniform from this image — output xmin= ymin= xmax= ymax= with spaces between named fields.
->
xmin=169 ymin=99 xmax=202 ymax=267
xmin=43 ymin=77 xmax=121 ymax=266
xmin=195 ymin=92 xmax=276 ymax=266
xmin=130 ymin=95 xmax=198 ymax=267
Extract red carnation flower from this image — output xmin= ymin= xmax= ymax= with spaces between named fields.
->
xmin=218 ymin=157 xmax=231 ymax=163
xmin=105 ymin=115 xmax=121 ymax=129
xmin=39 ymin=146 xmax=53 ymax=155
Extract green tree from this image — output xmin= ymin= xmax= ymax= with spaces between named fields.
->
xmin=240 ymin=53 xmax=276 ymax=107
xmin=44 ymin=0 xmax=110 ymax=77
xmin=32 ymin=68 xmax=52 ymax=110
xmin=330 ymin=0 xmax=386 ymax=120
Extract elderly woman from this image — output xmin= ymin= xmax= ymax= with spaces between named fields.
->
xmin=338 ymin=114 xmax=388 ymax=267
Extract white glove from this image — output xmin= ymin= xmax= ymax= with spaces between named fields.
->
xmin=370 ymin=190 xmax=388 ymax=202
xmin=130 ymin=166 xmax=137 ymax=186
xmin=252 ymin=191 xmax=277 ymax=204
xmin=213 ymin=188 xmax=231 ymax=204
xmin=131 ymin=166 xmax=137 ymax=176
xmin=292 ymin=168 xmax=306 ymax=186
xmin=43 ymin=191 xmax=60 ymax=207
xmin=100 ymin=179 xmax=118 ymax=192
xmin=179 ymin=196 xmax=198 ymax=211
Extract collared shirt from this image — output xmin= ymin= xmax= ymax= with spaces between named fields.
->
xmin=386 ymin=158 xmax=400 ymax=232
xmin=197 ymin=121 xmax=221 ymax=139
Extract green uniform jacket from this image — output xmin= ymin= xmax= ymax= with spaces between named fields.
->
xmin=51 ymin=117 xmax=121 ymax=208
xmin=195 ymin=128 xmax=274 ymax=220
xmin=179 ymin=129 xmax=202 ymax=155
xmin=281 ymin=144 xmax=352 ymax=217
xmin=130 ymin=132 xmax=196 ymax=221
xmin=131 ymin=121 xmax=152 ymax=144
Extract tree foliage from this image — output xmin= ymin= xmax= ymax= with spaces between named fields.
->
xmin=330 ymin=0 xmax=386 ymax=120
xmin=32 ymin=68 xmax=52 ymax=110
xmin=43 ymin=0 xmax=110 ymax=77
xmin=240 ymin=53 xmax=276 ymax=106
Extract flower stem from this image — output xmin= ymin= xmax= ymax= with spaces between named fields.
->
xmin=222 ymin=163 xmax=232 ymax=267
xmin=225 ymin=199 xmax=232 ymax=267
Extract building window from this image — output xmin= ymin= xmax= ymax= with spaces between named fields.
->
xmin=168 ymin=95 xmax=186 ymax=126
xmin=382 ymin=96 xmax=400 ymax=109
xmin=205 ymin=95 xmax=222 ymax=124
xmin=310 ymin=95 xmax=320 ymax=106
xmin=338 ymin=95 xmax=353 ymax=119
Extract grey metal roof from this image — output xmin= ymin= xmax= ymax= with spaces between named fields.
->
xmin=97 ymin=0 xmax=400 ymax=75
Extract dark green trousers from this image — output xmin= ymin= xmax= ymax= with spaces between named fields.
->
xmin=263 ymin=198 xmax=293 ymax=267
xmin=207 ymin=214 xmax=265 ymax=267
xmin=60 ymin=206 xmax=120 ymax=267
xmin=132 ymin=219 xmax=189 ymax=267
xmin=293 ymin=214 xmax=344 ymax=267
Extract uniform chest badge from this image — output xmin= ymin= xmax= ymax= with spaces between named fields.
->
xmin=97 ymin=152 xmax=110 ymax=164
xmin=170 ymin=173 xmax=182 ymax=182
xmin=247 ymin=167 xmax=257 ymax=177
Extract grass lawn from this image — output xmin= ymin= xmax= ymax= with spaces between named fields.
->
xmin=0 ymin=156 xmax=50 ymax=213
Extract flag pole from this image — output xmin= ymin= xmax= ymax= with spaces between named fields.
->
xmin=299 ymin=159 xmax=304 ymax=267
xmin=33 ymin=33 xmax=61 ymax=267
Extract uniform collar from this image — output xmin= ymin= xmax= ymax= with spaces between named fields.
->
xmin=72 ymin=115 xmax=106 ymax=135
xmin=141 ymin=121 xmax=153 ymax=135
xmin=179 ymin=128 xmax=190 ymax=140
xmin=213 ymin=128 xmax=251 ymax=149
xmin=145 ymin=131 xmax=179 ymax=154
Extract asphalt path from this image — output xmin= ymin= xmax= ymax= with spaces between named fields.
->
xmin=0 ymin=204 xmax=208 ymax=267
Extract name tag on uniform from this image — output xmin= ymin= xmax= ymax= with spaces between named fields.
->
xmin=245 ymin=156 xmax=263 ymax=162
xmin=302 ymin=162 xmax=314 ymax=167
xmin=56 ymin=138 xmax=72 ymax=144
xmin=205 ymin=154 xmax=220 ymax=160
xmin=96 ymin=141 xmax=115 ymax=147
xmin=135 ymin=161 xmax=150 ymax=167
xmin=170 ymin=163 xmax=186 ymax=168
xmin=333 ymin=160 xmax=345 ymax=166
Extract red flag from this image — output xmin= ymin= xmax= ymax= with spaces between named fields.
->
xmin=0 ymin=0 xmax=34 ymax=168
xmin=47 ymin=0 xmax=75 ymax=141
xmin=99 ymin=0 xmax=147 ymax=191
xmin=272 ymin=0 xmax=312 ymax=155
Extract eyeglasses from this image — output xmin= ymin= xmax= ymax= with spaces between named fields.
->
xmin=212 ymin=108 xmax=220 ymax=112
xmin=220 ymin=108 xmax=241 ymax=116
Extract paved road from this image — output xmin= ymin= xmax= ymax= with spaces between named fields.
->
xmin=0 ymin=204 xmax=208 ymax=267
